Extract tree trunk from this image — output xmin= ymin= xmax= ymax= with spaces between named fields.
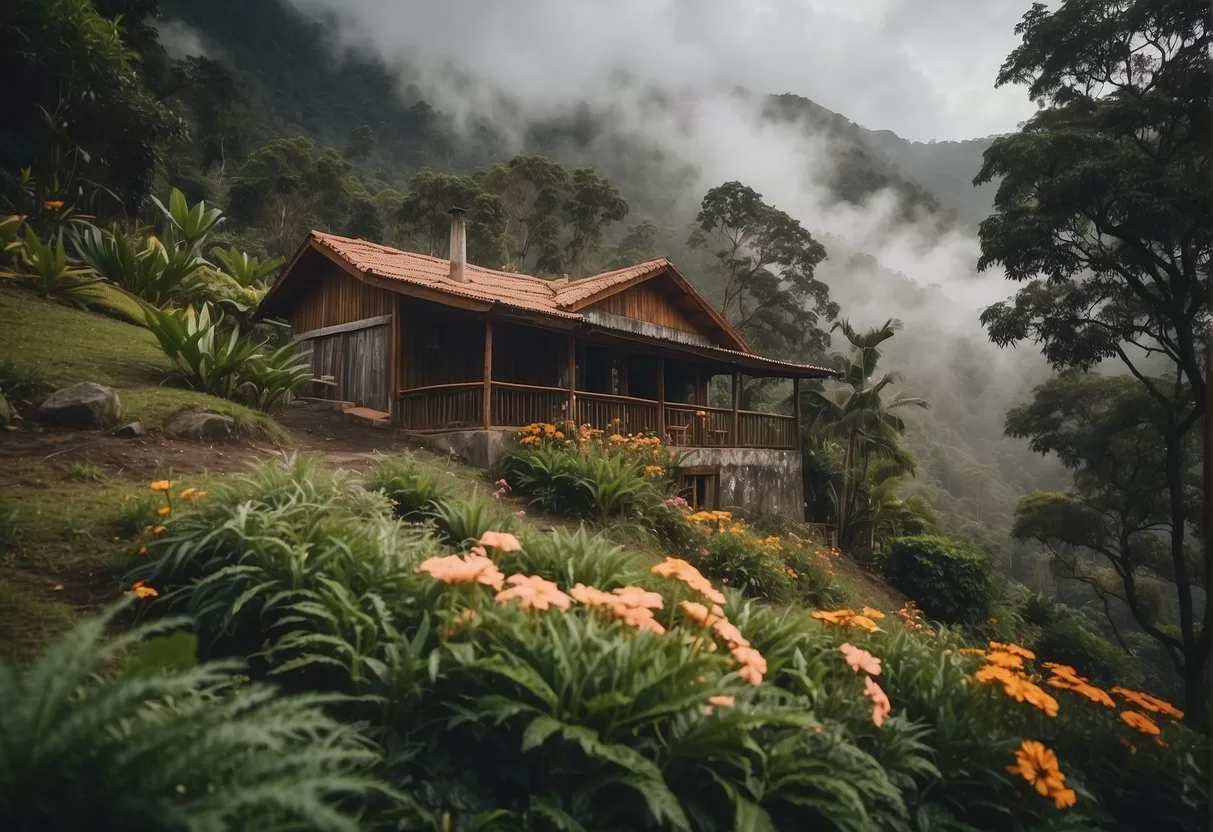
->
xmin=1163 ymin=419 xmax=1203 ymax=722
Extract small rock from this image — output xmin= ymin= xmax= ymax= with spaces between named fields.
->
xmin=37 ymin=382 xmax=120 ymax=428
xmin=112 ymin=421 xmax=146 ymax=438
xmin=0 ymin=393 xmax=12 ymax=425
xmin=164 ymin=411 xmax=236 ymax=441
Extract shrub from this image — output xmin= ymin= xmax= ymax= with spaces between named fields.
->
xmin=366 ymin=456 xmax=454 ymax=520
xmin=211 ymin=245 xmax=285 ymax=287
xmin=502 ymin=427 xmax=665 ymax=522
xmin=71 ymin=222 xmax=205 ymax=307
xmin=3 ymin=223 xmax=101 ymax=302
xmin=0 ymin=601 xmax=390 ymax=831
xmin=506 ymin=527 xmax=643 ymax=589
xmin=885 ymin=535 xmax=991 ymax=624
xmin=428 ymin=495 xmax=519 ymax=548
xmin=0 ymin=357 xmax=47 ymax=403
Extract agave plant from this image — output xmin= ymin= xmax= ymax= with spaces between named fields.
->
xmin=0 ymin=600 xmax=392 ymax=831
xmin=141 ymin=301 xmax=259 ymax=397
xmin=211 ymin=245 xmax=286 ymax=287
xmin=3 ymin=224 xmax=101 ymax=302
xmin=72 ymin=223 xmax=206 ymax=306
xmin=151 ymin=187 xmax=225 ymax=245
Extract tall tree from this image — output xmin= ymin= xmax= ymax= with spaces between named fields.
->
xmin=0 ymin=0 xmax=184 ymax=215
xmin=690 ymin=181 xmax=836 ymax=359
xmin=396 ymin=168 xmax=508 ymax=268
xmin=562 ymin=167 xmax=628 ymax=276
xmin=804 ymin=319 xmax=927 ymax=550
xmin=975 ymin=0 xmax=1209 ymax=720
xmin=482 ymin=155 xmax=569 ymax=271
xmin=1007 ymin=372 xmax=1204 ymax=705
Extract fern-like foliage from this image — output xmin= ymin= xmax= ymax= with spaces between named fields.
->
xmin=0 ymin=601 xmax=392 ymax=831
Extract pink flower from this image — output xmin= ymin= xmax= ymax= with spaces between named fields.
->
xmin=515 ymin=510 xmax=526 ymax=517
xmin=839 ymin=643 xmax=882 ymax=676
xmin=863 ymin=676 xmax=891 ymax=727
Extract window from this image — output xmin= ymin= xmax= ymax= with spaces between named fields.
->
xmin=677 ymin=466 xmax=720 ymax=510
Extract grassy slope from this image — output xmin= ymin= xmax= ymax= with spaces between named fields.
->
xmin=0 ymin=285 xmax=282 ymax=438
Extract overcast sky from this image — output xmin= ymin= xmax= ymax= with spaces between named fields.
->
xmin=290 ymin=0 xmax=1039 ymax=142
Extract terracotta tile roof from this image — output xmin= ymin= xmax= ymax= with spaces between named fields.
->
xmin=311 ymin=231 xmax=578 ymax=318
xmin=551 ymin=259 xmax=670 ymax=307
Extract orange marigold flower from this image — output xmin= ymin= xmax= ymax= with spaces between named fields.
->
xmin=839 ymin=643 xmax=882 ymax=676
xmin=712 ymin=617 xmax=750 ymax=650
xmin=178 ymin=487 xmax=197 ymax=499
xmin=611 ymin=586 xmax=664 ymax=610
xmin=990 ymin=641 xmax=1036 ymax=660
xmin=863 ymin=676 xmax=891 ymax=726
xmin=1006 ymin=740 xmax=1074 ymax=808
xmin=418 ymin=553 xmax=505 ymax=590
xmin=152 ymin=525 xmax=167 ymax=535
xmin=850 ymin=615 xmax=882 ymax=633
xmin=1120 ymin=710 xmax=1161 ymax=736
xmin=651 ymin=557 xmax=726 ymax=604
xmin=730 ymin=644 xmax=767 ymax=686
xmin=614 ymin=604 xmax=666 ymax=634
xmin=478 ymin=530 xmax=522 ymax=553
xmin=811 ymin=608 xmax=855 ymax=625
xmin=680 ymin=600 xmax=717 ymax=626
xmin=150 ymin=480 xmax=172 ymax=492
xmin=861 ymin=606 xmax=886 ymax=620
xmin=130 ymin=580 xmax=158 ymax=599
xmin=1042 ymin=661 xmax=1081 ymax=679
xmin=43 ymin=199 xmax=65 ymax=210
xmin=156 ymin=506 xmax=172 ymax=517
xmin=495 ymin=574 xmax=572 ymax=611
xmin=1111 ymin=687 xmax=1184 ymax=720
xmin=1052 ymin=788 xmax=1077 ymax=809
xmin=570 ymin=583 xmax=617 ymax=608
xmin=985 ymin=650 xmax=1025 ymax=670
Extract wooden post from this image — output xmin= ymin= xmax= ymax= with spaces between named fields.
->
xmin=793 ymin=376 xmax=802 ymax=451
xmin=566 ymin=335 xmax=577 ymax=427
xmin=657 ymin=355 xmax=666 ymax=440
xmin=482 ymin=318 xmax=493 ymax=429
xmin=389 ymin=299 xmax=401 ymax=427
xmin=731 ymin=372 xmax=740 ymax=447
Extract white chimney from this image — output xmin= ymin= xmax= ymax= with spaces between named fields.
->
xmin=448 ymin=207 xmax=468 ymax=282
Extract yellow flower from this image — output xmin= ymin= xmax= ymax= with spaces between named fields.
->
xmin=152 ymin=525 xmax=166 ymax=535
xmin=861 ymin=606 xmax=885 ymax=620
xmin=1007 ymin=740 xmax=1075 ymax=809
xmin=150 ymin=480 xmax=172 ymax=492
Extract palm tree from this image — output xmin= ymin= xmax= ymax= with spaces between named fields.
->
xmin=803 ymin=318 xmax=928 ymax=550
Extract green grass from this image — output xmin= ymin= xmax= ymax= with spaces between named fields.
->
xmin=0 ymin=578 xmax=78 ymax=664
xmin=0 ymin=286 xmax=284 ymax=439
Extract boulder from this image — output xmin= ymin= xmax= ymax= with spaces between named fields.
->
xmin=112 ymin=421 xmax=146 ymax=438
xmin=37 ymin=382 xmax=120 ymax=428
xmin=164 ymin=411 xmax=235 ymax=441
xmin=0 ymin=393 xmax=12 ymax=426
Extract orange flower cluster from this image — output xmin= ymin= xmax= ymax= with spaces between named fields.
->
xmin=974 ymin=662 xmax=1059 ymax=717
xmin=571 ymin=583 xmax=666 ymax=633
xmin=496 ymin=574 xmax=572 ymax=611
xmin=150 ymin=480 xmax=173 ymax=492
xmin=1007 ymin=740 xmax=1076 ymax=809
xmin=1110 ymin=686 xmax=1184 ymax=720
xmin=642 ymin=465 xmax=664 ymax=478
xmin=894 ymin=601 xmax=932 ymax=633
xmin=1042 ymin=663 xmax=1114 ymax=708
xmin=418 ymin=552 xmax=505 ymax=590
xmin=678 ymin=598 xmax=766 ymax=685
xmin=519 ymin=422 xmax=566 ymax=446
xmin=686 ymin=510 xmax=734 ymax=527
xmin=1119 ymin=710 xmax=1161 ymax=736
xmin=478 ymin=531 xmax=522 ymax=553
xmin=811 ymin=609 xmax=882 ymax=633
xmin=652 ymin=557 xmax=727 ymax=605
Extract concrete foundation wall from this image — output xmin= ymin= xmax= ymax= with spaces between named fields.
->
xmin=413 ymin=429 xmax=515 ymax=471
xmin=412 ymin=431 xmax=805 ymax=522
xmin=679 ymin=447 xmax=805 ymax=522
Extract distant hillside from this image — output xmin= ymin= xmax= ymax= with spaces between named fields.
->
xmin=862 ymin=131 xmax=1000 ymax=226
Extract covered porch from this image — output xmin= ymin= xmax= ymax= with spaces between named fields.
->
xmin=392 ymin=297 xmax=806 ymax=450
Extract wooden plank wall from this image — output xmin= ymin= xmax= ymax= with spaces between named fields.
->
xmin=288 ymin=260 xmax=395 ymax=333
xmin=587 ymin=279 xmax=707 ymax=337
xmin=397 ymin=296 xmax=485 ymax=389
xmin=340 ymin=325 xmax=389 ymax=410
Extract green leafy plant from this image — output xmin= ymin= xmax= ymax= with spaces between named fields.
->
xmin=211 ymin=245 xmax=285 ymax=287
xmin=885 ymin=535 xmax=991 ymax=624
xmin=141 ymin=301 xmax=258 ymax=398
xmin=4 ymin=225 xmax=100 ymax=302
xmin=0 ymin=601 xmax=391 ymax=832
xmin=67 ymin=461 xmax=104 ymax=482
xmin=428 ymin=495 xmax=518 ymax=548
xmin=71 ymin=222 xmax=205 ymax=307
xmin=366 ymin=456 xmax=455 ymax=520
xmin=0 ymin=357 xmax=47 ymax=403
xmin=506 ymin=527 xmax=643 ymax=589
xmin=151 ymin=187 xmax=225 ymax=244
xmin=235 ymin=341 xmax=312 ymax=410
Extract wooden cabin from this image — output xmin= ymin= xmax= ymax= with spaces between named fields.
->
xmin=256 ymin=210 xmax=837 ymax=518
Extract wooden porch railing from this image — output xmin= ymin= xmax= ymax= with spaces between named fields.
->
xmin=738 ymin=411 xmax=797 ymax=449
xmin=576 ymin=391 xmax=660 ymax=434
xmin=398 ymin=383 xmax=799 ymax=449
xmin=398 ymin=382 xmax=482 ymax=432
xmin=491 ymin=381 xmax=569 ymax=428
